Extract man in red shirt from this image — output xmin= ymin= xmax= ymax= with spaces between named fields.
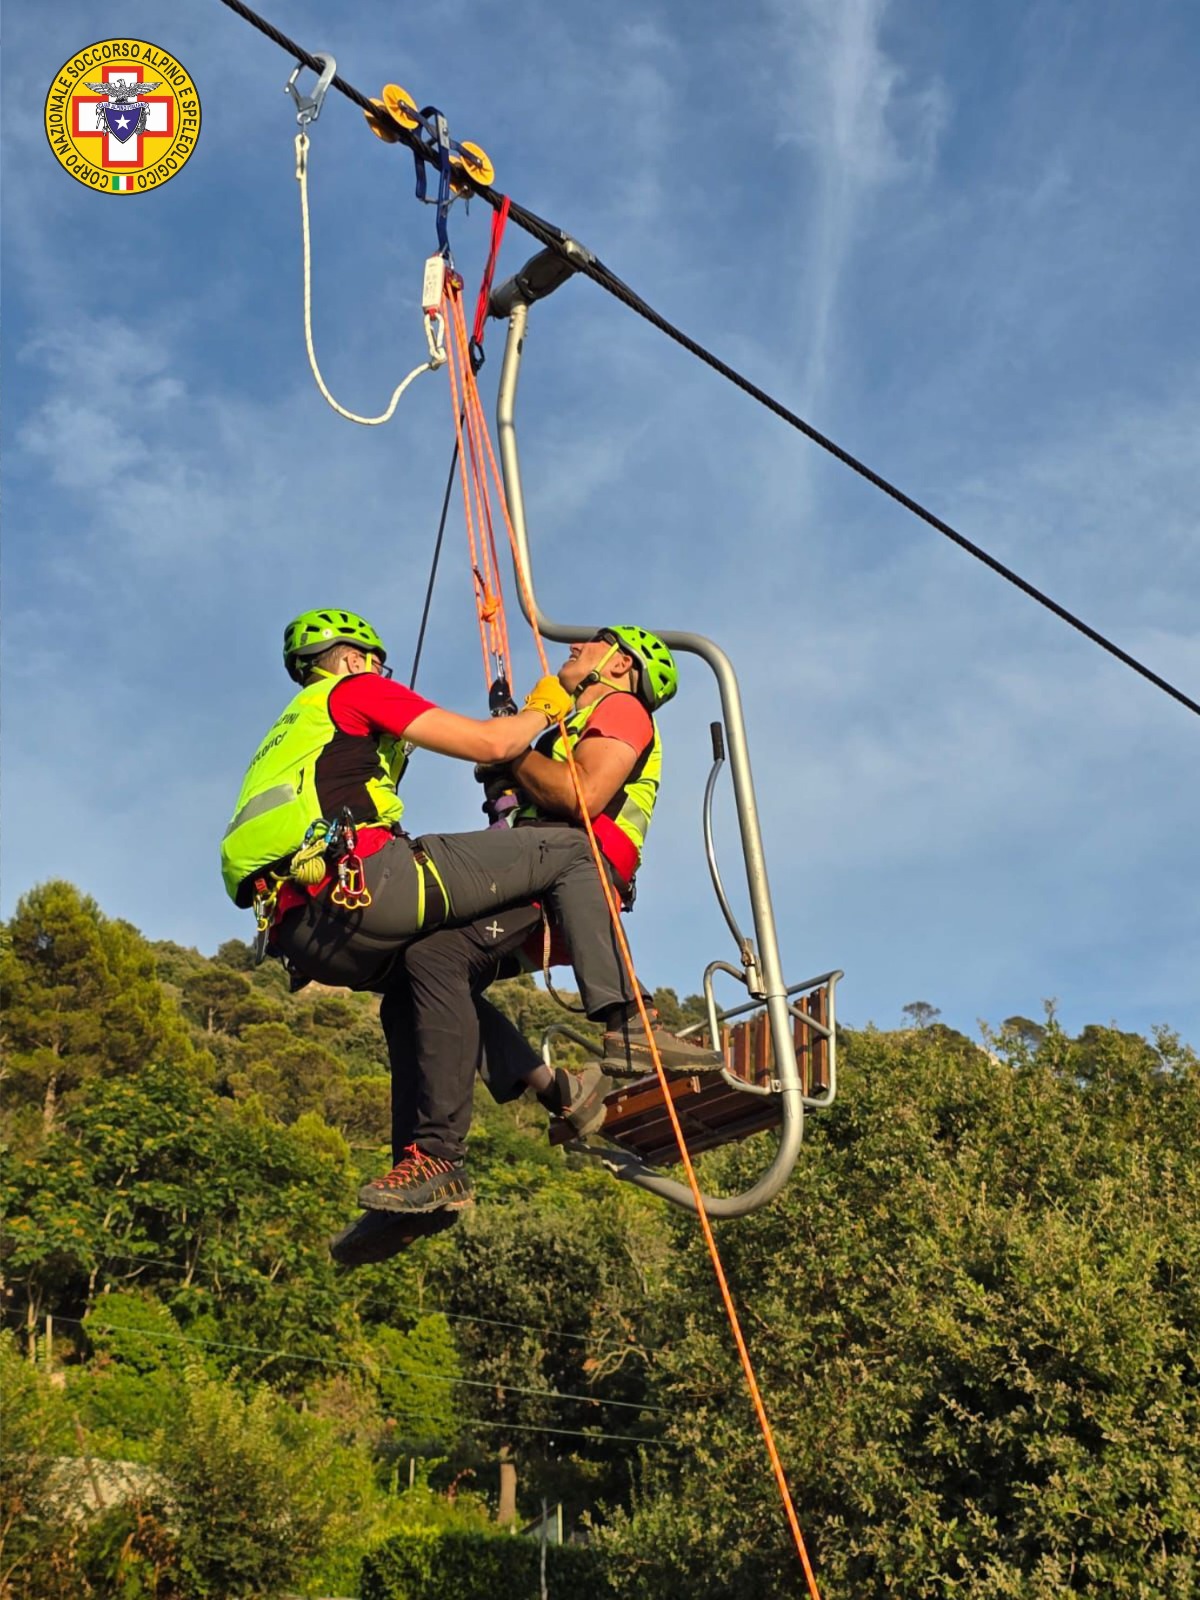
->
xmin=332 ymin=625 xmax=719 ymax=1260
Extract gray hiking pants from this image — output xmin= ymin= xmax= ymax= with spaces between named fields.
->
xmin=271 ymin=825 xmax=636 ymax=1017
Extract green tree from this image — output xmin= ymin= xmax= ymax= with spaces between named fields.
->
xmin=157 ymin=1367 xmax=352 ymax=1598
xmin=375 ymin=1313 xmax=465 ymax=1453
xmin=1 ymin=1057 xmax=358 ymax=1374
xmin=72 ymin=1292 xmax=187 ymax=1457
xmin=901 ymin=999 xmax=941 ymax=1028
xmin=597 ymin=1021 xmax=1200 ymax=1599
xmin=432 ymin=1183 xmax=666 ymax=1519
xmin=180 ymin=966 xmax=257 ymax=1036
xmin=0 ymin=1333 xmax=74 ymax=1597
xmin=1 ymin=882 xmax=200 ymax=1137
xmin=214 ymin=938 xmax=254 ymax=972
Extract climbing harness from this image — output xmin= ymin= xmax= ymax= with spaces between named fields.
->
xmin=289 ymin=808 xmax=375 ymax=909
xmin=288 ymin=59 xmax=447 ymax=425
xmin=405 ymin=838 xmax=450 ymax=931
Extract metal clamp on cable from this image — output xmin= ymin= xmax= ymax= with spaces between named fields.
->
xmin=285 ymin=52 xmax=336 ymax=126
xmin=488 ymin=239 xmax=595 ymax=320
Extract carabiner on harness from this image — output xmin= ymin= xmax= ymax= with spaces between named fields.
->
xmin=251 ymin=875 xmax=283 ymax=966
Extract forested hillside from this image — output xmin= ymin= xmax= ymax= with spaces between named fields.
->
xmin=2 ymin=881 xmax=1197 ymax=1599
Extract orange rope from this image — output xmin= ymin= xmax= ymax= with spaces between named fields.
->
xmin=447 ymin=325 xmax=824 ymax=1599
xmin=452 ymin=293 xmax=510 ymax=672
xmin=442 ymin=310 xmax=494 ymax=689
xmin=444 ymin=285 xmax=511 ymax=688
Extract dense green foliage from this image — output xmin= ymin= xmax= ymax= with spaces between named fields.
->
xmin=594 ymin=1021 xmax=1200 ymax=1598
xmin=361 ymin=1528 xmax=611 ymax=1600
xmin=2 ymin=880 xmax=1198 ymax=1598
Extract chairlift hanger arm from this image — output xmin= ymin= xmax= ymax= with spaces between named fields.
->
xmin=491 ymin=261 xmax=805 ymax=1218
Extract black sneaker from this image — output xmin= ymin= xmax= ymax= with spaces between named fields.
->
xmin=602 ymin=1017 xmax=723 ymax=1078
xmin=330 ymin=1206 xmax=460 ymax=1267
xmin=358 ymin=1145 xmax=474 ymax=1214
xmin=541 ymin=1063 xmax=612 ymax=1138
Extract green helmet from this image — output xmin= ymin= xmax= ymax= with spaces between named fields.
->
xmin=607 ymin=625 xmax=678 ymax=712
xmin=283 ymin=608 xmax=388 ymax=684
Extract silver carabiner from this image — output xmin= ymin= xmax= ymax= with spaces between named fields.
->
xmin=285 ymin=53 xmax=337 ymax=127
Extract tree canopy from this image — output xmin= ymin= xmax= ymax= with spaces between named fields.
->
xmin=2 ymin=880 xmax=1197 ymax=1598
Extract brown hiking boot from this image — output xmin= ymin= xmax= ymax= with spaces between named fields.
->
xmin=358 ymin=1145 xmax=473 ymax=1214
xmin=551 ymin=1063 xmax=613 ymax=1138
xmin=602 ymin=1017 xmax=723 ymax=1078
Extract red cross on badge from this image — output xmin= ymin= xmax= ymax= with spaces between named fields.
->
xmin=72 ymin=64 xmax=174 ymax=168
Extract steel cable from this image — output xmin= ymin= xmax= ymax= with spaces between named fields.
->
xmin=215 ymin=0 xmax=1199 ymax=721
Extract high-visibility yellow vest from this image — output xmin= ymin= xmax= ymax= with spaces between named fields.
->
xmin=513 ymin=693 xmax=661 ymax=873
xmin=220 ymin=674 xmax=405 ymax=903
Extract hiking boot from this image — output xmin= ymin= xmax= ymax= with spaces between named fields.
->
xmin=602 ymin=1016 xmax=724 ymax=1078
xmin=542 ymin=1063 xmax=612 ymax=1139
xmin=358 ymin=1145 xmax=474 ymax=1214
xmin=330 ymin=1206 xmax=459 ymax=1267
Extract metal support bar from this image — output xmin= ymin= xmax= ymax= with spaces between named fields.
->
xmin=702 ymin=723 xmax=761 ymax=993
xmin=489 ymin=240 xmax=594 ymax=320
xmin=493 ymin=259 xmax=825 ymax=1217
xmin=540 ymin=1022 xmax=601 ymax=1065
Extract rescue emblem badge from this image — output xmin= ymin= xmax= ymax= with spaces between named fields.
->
xmin=44 ymin=39 xmax=200 ymax=195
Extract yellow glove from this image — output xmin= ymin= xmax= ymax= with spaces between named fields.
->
xmin=523 ymin=675 xmax=573 ymax=723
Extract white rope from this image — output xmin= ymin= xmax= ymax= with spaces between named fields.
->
xmin=294 ymin=132 xmax=445 ymax=425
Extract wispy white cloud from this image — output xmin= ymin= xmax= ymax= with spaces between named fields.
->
xmin=760 ymin=0 xmax=948 ymax=409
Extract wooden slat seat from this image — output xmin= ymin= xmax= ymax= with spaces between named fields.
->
xmin=548 ymin=984 xmax=832 ymax=1165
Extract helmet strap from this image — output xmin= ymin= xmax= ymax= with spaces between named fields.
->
xmin=573 ymin=641 xmax=624 ymax=700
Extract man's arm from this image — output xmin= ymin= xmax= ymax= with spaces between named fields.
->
xmin=332 ymin=673 xmax=569 ymax=764
xmin=509 ymin=735 xmax=637 ymax=820
xmin=405 ymin=705 xmax=550 ymax=764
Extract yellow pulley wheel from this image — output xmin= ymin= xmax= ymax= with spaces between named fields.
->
xmin=452 ymin=140 xmax=494 ymax=188
xmin=364 ymin=98 xmax=401 ymax=143
xmin=382 ymin=84 xmax=421 ymax=131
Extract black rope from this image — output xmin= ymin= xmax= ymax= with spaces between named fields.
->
xmin=409 ymin=438 xmax=459 ymax=689
xmin=216 ymin=0 xmax=1200 ymax=721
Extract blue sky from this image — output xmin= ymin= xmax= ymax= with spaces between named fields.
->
xmin=3 ymin=0 xmax=1197 ymax=1047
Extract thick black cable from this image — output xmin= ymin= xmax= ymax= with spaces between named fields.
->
xmin=409 ymin=438 xmax=459 ymax=689
xmin=215 ymin=0 xmax=1200 ymax=721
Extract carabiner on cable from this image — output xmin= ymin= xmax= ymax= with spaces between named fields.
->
xmin=285 ymin=53 xmax=337 ymax=128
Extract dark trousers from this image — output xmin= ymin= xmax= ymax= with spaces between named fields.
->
xmin=379 ymin=904 xmax=544 ymax=1163
xmin=273 ymin=825 xmax=637 ymax=1013
xmin=379 ymin=869 xmax=651 ymax=1163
